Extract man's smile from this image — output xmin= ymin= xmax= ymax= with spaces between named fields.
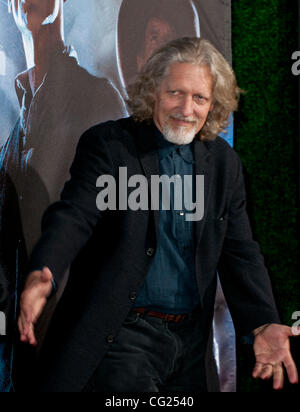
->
xmin=169 ymin=114 xmax=198 ymax=128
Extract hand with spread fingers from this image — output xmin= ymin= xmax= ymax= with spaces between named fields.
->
xmin=18 ymin=267 xmax=53 ymax=346
xmin=252 ymin=323 xmax=300 ymax=390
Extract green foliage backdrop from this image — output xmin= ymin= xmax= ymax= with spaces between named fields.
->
xmin=232 ymin=0 xmax=299 ymax=391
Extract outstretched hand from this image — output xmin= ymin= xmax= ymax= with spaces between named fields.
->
xmin=18 ymin=267 xmax=53 ymax=346
xmin=252 ymin=323 xmax=300 ymax=390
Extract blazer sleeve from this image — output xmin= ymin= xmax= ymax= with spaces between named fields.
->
xmin=29 ymin=124 xmax=116 ymax=288
xmin=217 ymin=153 xmax=281 ymax=337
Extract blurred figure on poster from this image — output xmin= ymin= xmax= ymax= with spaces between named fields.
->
xmin=0 ymin=0 xmax=126 ymax=257
xmin=0 ymin=0 xmax=126 ymax=391
xmin=117 ymin=0 xmax=200 ymax=100
xmin=0 ymin=44 xmax=18 ymax=146
xmin=117 ymin=0 xmax=235 ymax=392
xmin=0 ymin=1 xmax=26 ymax=147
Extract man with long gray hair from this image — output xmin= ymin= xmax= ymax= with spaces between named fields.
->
xmin=18 ymin=37 xmax=299 ymax=392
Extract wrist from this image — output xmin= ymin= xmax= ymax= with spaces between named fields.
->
xmin=253 ymin=323 xmax=271 ymax=336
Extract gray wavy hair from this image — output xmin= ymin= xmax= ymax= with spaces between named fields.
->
xmin=127 ymin=37 xmax=242 ymax=141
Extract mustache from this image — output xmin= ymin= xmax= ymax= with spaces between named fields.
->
xmin=169 ymin=114 xmax=198 ymax=124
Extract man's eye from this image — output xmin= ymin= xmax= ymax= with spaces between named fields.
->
xmin=194 ymin=95 xmax=206 ymax=104
xmin=169 ymin=90 xmax=178 ymax=95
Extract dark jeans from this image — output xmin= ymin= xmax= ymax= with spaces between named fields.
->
xmin=84 ymin=310 xmax=207 ymax=392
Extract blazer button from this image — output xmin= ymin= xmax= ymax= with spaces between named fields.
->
xmin=146 ymin=248 xmax=155 ymax=257
xmin=106 ymin=335 xmax=115 ymax=344
xmin=129 ymin=292 xmax=137 ymax=301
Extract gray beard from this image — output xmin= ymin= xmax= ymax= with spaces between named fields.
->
xmin=162 ymin=123 xmax=197 ymax=145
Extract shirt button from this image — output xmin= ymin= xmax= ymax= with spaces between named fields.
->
xmin=106 ymin=335 xmax=115 ymax=344
xmin=179 ymin=211 xmax=184 ymax=216
xmin=146 ymin=248 xmax=155 ymax=257
xmin=129 ymin=292 xmax=137 ymax=301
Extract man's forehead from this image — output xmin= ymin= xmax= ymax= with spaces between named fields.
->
xmin=164 ymin=62 xmax=212 ymax=82
xmin=146 ymin=17 xmax=175 ymax=34
xmin=159 ymin=62 xmax=213 ymax=95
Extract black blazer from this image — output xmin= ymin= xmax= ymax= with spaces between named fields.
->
xmin=29 ymin=117 xmax=280 ymax=392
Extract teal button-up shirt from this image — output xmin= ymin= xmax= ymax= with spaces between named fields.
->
xmin=134 ymin=127 xmax=200 ymax=314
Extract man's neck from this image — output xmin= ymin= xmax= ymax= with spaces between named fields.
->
xmin=33 ymin=42 xmax=65 ymax=93
xmin=23 ymin=21 xmax=65 ymax=94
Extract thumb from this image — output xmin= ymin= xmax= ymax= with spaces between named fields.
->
xmin=40 ymin=267 xmax=53 ymax=283
xmin=291 ymin=325 xmax=300 ymax=337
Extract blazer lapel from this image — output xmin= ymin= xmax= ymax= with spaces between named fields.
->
xmin=194 ymin=138 xmax=215 ymax=253
xmin=134 ymin=120 xmax=160 ymax=239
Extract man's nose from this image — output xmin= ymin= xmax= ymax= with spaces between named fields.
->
xmin=180 ymin=96 xmax=194 ymax=117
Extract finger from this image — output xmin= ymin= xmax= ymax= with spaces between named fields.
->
xmin=22 ymin=309 xmax=33 ymax=335
xmin=20 ymin=310 xmax=29 ymax=337
xmin=21 ymin=316 xmax=32 ymax=343
xmin=20 ymin=306 xmax=34 ymax=342
xmin=18 ymin=315 xmax=24 ymax=336
xmin=41 ymin=267 xmax=53 ymax=283
xmin=252 ymin=362 xmax=263 ymax=379
xmin=273 ymin=364 xmax=284 ymax=390
xmin=291 ymin=326 xmax=300 ymax=337
xmin=18 ymin=316 xmax=27 ymax=342
xmin=260 ymin=364 xmax=273 ymax=380
xmin=27 ymin=322 xmax=37 ymax=346
xmin=283 ymin=355 xmax=298 ymax=385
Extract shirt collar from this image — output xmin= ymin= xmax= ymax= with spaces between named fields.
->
xmin=154 ymin=124 xmax=194 ymax=164
xmin=15 ymin=45 xmax=78 ymax=104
